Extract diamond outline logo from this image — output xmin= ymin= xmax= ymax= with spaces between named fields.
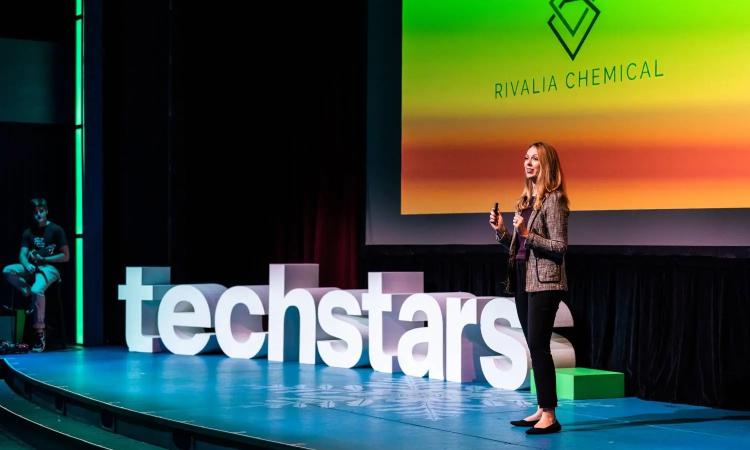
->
xmin=548 ymin=0 xmax=601 ymax=61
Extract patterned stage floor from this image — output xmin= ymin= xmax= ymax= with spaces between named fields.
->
xmin=3 ymin=348 xmax=749 ymax=449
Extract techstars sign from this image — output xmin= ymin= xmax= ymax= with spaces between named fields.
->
xmin=119 ymin=265 xmax=575 ymax=390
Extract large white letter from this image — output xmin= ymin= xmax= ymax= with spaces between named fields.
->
xmin=362 ymin=291 xmax=393 ymax=372
xmin=363 ymin=272 xmax=424 ymax=374
xmin=268 ymin=264 xmax=336 ymax=364
xmin=215 ymin=285 xmax=269 ymax=359
xmin=445 ymin=296 xmax=478 ymax=383
xmin=267 ymin=264 xmax=318 ymax=362
xmin=158 ymin=284 xmax=226 ymax=355
xmin=118 ymin=267 xmax=172 ymax=353
xmin=317 ymin=290 xmax=368 ymax=368
xmin=479 ymin=297 xmax=531 ymax=390
xmin=397 ymin=293 xmax=444 ymax=380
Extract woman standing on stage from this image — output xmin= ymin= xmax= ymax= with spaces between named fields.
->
xmin=489 ymin=141 xmax=570 ymax=435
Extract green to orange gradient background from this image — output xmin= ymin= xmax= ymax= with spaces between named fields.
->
xmin=401 ymin=0 xmax=750 ymax=214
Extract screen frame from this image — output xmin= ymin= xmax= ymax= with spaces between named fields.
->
xmin=365 ymin=0 xmax=750 ymax=251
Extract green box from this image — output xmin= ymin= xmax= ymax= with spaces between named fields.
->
xmin=530 ymin=367 xmax=625 ymax=400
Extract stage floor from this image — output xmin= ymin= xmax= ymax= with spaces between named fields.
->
xmin=3 ymin=348 xmax=749 ymax=449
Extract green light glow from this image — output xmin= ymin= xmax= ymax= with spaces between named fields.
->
xmin=76 ymin=238 xmax=84 ymax=344
xmin=75 ymin=128 xmax=83 ymax=234
xmin=75 ymin=19 xmax=82 ymax=126
xmin=75 ymin=8 xmax=84 ymax=345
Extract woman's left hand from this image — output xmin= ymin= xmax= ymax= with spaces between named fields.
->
xmin=513 ymin=213 xmax=528 ymax=237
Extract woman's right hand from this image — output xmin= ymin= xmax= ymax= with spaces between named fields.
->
xmin=489 ymin=209 xmax=503 ymax=231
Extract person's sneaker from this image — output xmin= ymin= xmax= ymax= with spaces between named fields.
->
xmin=31 ymin=331 xmax=46 ymax=353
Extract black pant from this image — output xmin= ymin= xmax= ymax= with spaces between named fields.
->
xmin=514 ymin=260 xmax=563 ymax=408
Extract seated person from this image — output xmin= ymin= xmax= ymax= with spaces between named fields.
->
xmin=2 ymin=198 xmax=69 ymax=352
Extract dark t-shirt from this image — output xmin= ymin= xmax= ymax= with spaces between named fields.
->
xmin=21 ymin=222 xmax=68 ymax=264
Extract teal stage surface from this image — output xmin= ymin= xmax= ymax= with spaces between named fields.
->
xmin=2 ymin=348 xmax=749 ymax=449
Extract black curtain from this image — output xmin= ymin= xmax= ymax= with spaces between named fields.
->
xmin=101 ymin=0 xmax=171 ymax=347
xmin=0 ymin=124 xmax=75 ymax=343
xmin=0 ymin=1 xmax=74 ymax=344
xmin=566 ymin=253 xmax=750 ymax=410
xmin=364 ymin=246 xmax=750 ymax=410
xmin=102 ymin=0 xmax=365 ymax=343
xmin=168 ymin=0 xmax=365 ymax=288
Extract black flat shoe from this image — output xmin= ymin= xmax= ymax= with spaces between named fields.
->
xmin=510 ymin=419 xmax=539 ymax=427
xmin=526 ymin=420 xmax=562 ymax=435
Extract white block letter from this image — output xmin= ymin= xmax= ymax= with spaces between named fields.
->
xmin=158 ymin=284 xmax=225 ymax=355
xmin=215 ymin=285 xmax=269 ymax=359
xmin=397 ymin=293 xmax=445 ymax=380
xmin=317 ymin=290 xmax=367 ymax=368
xmin=118 ymin=267 xmax=171 ymax=353
xmin=479 ymin=297 xmax=530 ymax=390
xmin=268 ymin=264 xmax=333 ymax=364
xmin=363 ymin=272 xmax=424 ymax=374
xmin=445 ymin=297 xmax=478 ymax=382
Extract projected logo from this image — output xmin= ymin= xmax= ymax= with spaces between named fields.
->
xmin=548 ymin=0 xmax=601 ymax=60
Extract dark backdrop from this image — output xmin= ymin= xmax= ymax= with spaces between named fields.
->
xmin=0 ymin=1 xmax=75 ymax=345
xmin=102 ymin=1 xmax=365 ymax=346
xmin=99 ymin=0 xmax=749 ymax=411
xmin=363 ymin=246 xmax=750 ymax=410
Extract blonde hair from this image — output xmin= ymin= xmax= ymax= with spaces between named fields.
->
xmin=516 ymin=141 xmax=570 ymax=211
